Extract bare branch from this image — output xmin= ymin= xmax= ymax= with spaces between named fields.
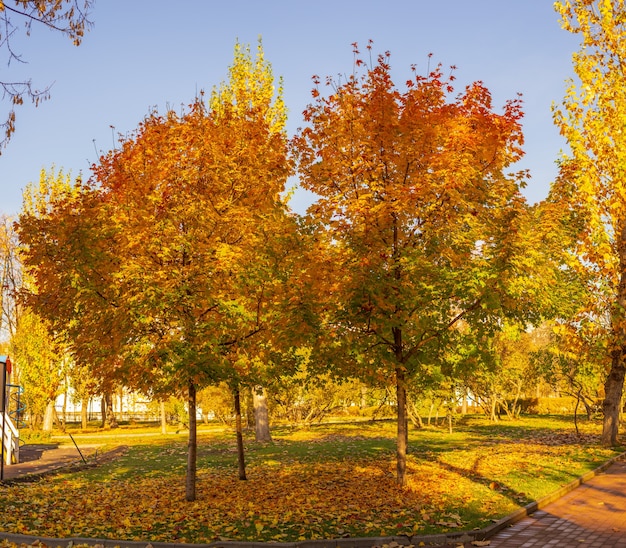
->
xmin=0 ymin=1 xmax=94 ymax=151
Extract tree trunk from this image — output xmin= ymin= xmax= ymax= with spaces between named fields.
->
xmin=395 ymin=365 xmax=407 ymax=486
xmin=42 ymin=400 xmax=55 ymax=432
xmin=62 ymin=386 xmax=67 ymax=427
xmin=602 ymin=349 xmax=626 ymax=445
xmin=104 ymin=391 xmax=118 ymax=428
xmin=186 ymin=381 xmax=197 ymax=502
xmin=602 ymin=220 xmax=626 ymax=446
xmin=407 ymin=400 xmax=424 ymax=429
xmin=81 ymin=396 xmax=88 ymax=430
xmin=233 ymin=386 xmax=247 ymax=480
xmin=574 ymin=387 xmax=581 ymax=437
xmin=100 ymin=395 xmax=106 ymax=428
xmin=252 ymin=386 xmax=272 ymax=442
xmin=160 ymin=399 xmax=167 ymax=435
xmin=490 ymin=398 xmax=498 ymax=422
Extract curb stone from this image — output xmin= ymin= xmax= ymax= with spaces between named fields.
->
xmin=0 ymin=451 xmax=624 ymax=548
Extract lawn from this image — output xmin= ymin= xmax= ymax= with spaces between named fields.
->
xmin=0 ymin=415 xmax=621 ymax=544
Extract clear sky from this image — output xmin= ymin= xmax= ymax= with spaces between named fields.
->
xmin=0 ymin=0 xmax=580 ymax=216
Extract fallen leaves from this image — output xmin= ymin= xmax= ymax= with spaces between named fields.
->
xmin=0 ymin=417 xmax=618 ymax=544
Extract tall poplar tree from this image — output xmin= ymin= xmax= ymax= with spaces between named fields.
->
xmin=553 ymin=0 xmax=626 ymax=445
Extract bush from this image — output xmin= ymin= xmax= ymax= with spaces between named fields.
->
xmin=19 ymin=428 xmax=52 ymax=444
xmin=519 ymin=397 xmax=578 ymax=415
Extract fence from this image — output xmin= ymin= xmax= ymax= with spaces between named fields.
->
xmin=57 ymin=410 xmax=162 ymax=424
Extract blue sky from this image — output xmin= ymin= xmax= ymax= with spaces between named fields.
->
xmin=0 ymin=1 xmax=580 ymax=216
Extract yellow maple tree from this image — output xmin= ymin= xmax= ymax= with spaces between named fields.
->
xmin=553 ymin=0 xmax=626 ymax=445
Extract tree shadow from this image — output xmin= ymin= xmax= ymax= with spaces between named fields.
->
xmin=433 ymin=453 xmax=532 ymax=506
xmin=18 ymin=443 xmax=60 ymax=463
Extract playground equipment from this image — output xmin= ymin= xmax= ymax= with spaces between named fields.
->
xmin=8 ymin=383 xmax=25 ymax=428
xmin=1 ymin=355 xmax=20 ymax=480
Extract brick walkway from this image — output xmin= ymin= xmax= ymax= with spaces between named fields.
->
xmin=485 ymin=459 xmax=626 ymax=547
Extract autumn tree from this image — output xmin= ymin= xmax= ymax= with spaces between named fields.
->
xmin=456 ymin=322 xmax=542 ymax=421
xmin=531 ymin=321 xmax=605 ymax=427
xmin=552 ymin=0 xmax=626 ymax=445
xmin=67 ymin=359 xmax=98 ymax=429
xmin=293 ymin=43 xmax=529 ymax=485
xmin=10 ymin=308 xmax=64 ymax=430
xmin=0 ymin=215 xmax=21 ymax=341
xmin=0 ymin=1 xmax=93 ymax=150
xmin=18 ymin=42 xmax=292 ymax=501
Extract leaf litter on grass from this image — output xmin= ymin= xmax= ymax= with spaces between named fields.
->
xmin=0 ymin=416 xmax=620 ymax=544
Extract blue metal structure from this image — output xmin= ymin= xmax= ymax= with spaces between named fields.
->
xmin=7 ymin=384 xmax=25 ymax=429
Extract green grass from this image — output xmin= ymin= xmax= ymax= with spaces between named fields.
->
xmin=0 ymin=414 xmax=621 ymax=543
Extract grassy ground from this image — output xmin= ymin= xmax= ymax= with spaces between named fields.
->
xmin=0 ymin=414 xmax=622 ymax=544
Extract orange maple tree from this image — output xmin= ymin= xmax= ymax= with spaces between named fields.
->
xmin=18 ymin=42 xmax=293 ymax=500
xmin=292 ymin=43 xmax=529 ymax=485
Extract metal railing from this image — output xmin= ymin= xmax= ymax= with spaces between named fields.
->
xmin=0 ymin=411 xmax=19 ymax=465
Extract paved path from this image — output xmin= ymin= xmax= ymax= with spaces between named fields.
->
xmin=1 ymin=442 xmax=104 ymax=481
xmin=483 ymin=459 xmax=626 ymax=547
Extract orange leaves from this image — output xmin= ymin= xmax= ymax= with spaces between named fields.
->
xmin=293 ymin=43 xmax=530 ymax=365
xmin=0 ymin=418 xmax=619 ymax=543
xmin=296 ymin=46 xmax=526 ymax=244
xmin=17 ymin=42 xmax=297 ymax=427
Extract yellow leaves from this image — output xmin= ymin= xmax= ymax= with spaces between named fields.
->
xmin=210 ymin=39 xmax=287 ymax=136
xmin=21 ymin=167 xmax=76 ymax=217
xmin=552 ymin=2 xmax=626 ymax=386
xmin=435 ymin=513 xmax=464 ymax=528
xmin=554 ymin=0 xmax=626 ymax=204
